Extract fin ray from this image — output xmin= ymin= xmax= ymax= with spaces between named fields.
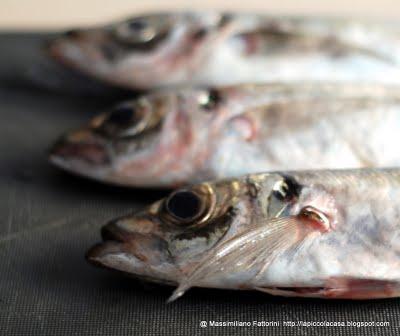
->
xmin=168 ymin=216 xmax=308 ymax=302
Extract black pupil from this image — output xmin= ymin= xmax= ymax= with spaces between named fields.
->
xmin=128 ymin=19 xmax=147 ymax=31
xmin=202 ymin=89 xmax=221 ymax=110
xmin=166 ymin=191 xmax=202 ymax=220
xmin=107 ymin=106 xmax=134 ymax=126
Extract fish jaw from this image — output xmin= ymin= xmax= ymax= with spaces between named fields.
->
xmin=47 ymin=28 xmax=112 ymax=81
xmin=49 ymin=128 xmax=113 ymax=182
xmin=86 ymin=220 xmax=181 ymax=285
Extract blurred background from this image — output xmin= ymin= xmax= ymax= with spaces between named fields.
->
xmin=2 ymin=0 xmax=400 ymax=30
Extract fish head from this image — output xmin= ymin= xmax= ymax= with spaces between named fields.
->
xmin=49 ymin=88 xmax=235 ymax=187
xmin=47 ymin=12 xmax=232 ymax=89
xmin=85 ymin=178 xmax=251 ymax=285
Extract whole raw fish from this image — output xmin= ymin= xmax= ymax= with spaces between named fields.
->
xmin=86 ymin=168 xmax=400 ymax=300
xmin=48 ymin=12 xmax=400 ymax=89
xmin=50 ymin=83 xmax=400 ymax=187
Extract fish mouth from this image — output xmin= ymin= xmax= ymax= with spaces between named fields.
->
xmin=86 ymin=217 xmax=180 ymax=285
xmin=47 ymin=29 xmax=107 ymax=76
xmin=49 ymin=130 xmax=112 ymax=180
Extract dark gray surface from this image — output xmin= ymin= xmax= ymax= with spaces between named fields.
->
xmin=1 ymin=34 xmax=400 ymax=336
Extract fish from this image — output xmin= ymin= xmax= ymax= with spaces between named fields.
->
xmin=86 ymin=168 xmax=400 ymax=301
xmin=48 ymin=12 xmax=400 ymax=90
xmin=50 ymin=82 xmax=400 ymax=188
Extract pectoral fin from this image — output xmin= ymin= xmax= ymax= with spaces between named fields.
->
xmin=168 ymin=215 xmax=317 ymax=302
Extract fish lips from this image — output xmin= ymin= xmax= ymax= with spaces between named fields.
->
xmin=49 ymin=130 xmax=112 ymax=180
xmin=47 ymin=29 xmax=109 ymax=76
xmin=86 ymin=219 xmax=180 ymax=285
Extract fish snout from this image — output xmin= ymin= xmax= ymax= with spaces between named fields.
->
xmin=47 ymin=28 xmax=108 ymax=72
xmin=86 ymin=216 xmax=180 ymax=285
xmin=49 ymin=130 xmax=111 ymax=173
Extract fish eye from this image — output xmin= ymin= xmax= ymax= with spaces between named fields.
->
xmin=165 ymin=190 xmax=203 ymax=223
xmin=121 ymin=18 xmax=156 ymax=43
xmin=198 ymin=89 xmax=222 ymax=111
xmin=107 ymin=105 xmax=136 ymax=126
xmin=127 ymin=18 xmax=149 ymax=32
xmin=95 ymin=102 xmax=148 ymax=138
xmin=162 ymin=185 xmax=216 ymax=226
xmin=113 ymin=16 xmax=170 ymax=46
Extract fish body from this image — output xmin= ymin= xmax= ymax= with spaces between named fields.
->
xmin=50 ymin=83 xmax=400 ymax=187
xmin=87 ymin=168 xmax=400 ymax=300
xmin=49 ymin=12 xmax=400 ymax=89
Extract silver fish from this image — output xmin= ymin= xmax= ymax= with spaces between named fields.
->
xmin=50 ymin=83 xmax=400 ymax=188
xmin=86 ymin=168 xmax=400 ymax=300
xmin=48 ymin=12 xmax=400 ymax=89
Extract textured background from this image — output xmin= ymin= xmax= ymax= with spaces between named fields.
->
xmin=1 ymin=23 xmax=400 ymax=336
